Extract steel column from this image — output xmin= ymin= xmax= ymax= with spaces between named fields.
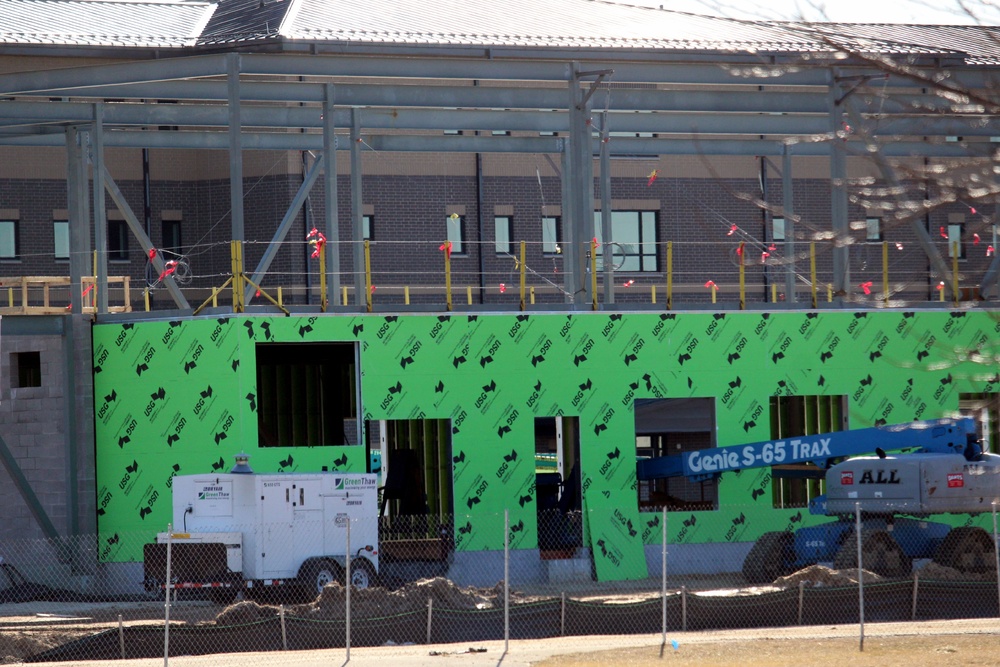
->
xmin=599 ymin=111 xmax=613 ymax=305
xmin=351 ymin=109 xmax=365 ymax=307
xmin=66 ymin=126 xmax=90 ymax=314
xmin=782 ymin=145 xmax=796 ymax=303
xmin=227 ymin=54 xmax=245 ymax=244
xmin=324 ymin=84 xmax=341 ymax=300
xmin=828 ymin=75 xmax=850 ymax=301
xmin=91 ymin=104 xmax=108 ymax=314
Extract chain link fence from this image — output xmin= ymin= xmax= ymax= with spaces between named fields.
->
xmin=3 ymin=506 xmax=1000 ymax=663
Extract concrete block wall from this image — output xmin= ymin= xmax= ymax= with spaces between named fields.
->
xmin=0 ymin=315 xmax=94 ymax=545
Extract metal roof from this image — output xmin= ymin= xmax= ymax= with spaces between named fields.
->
xmin=0 ymin=0 xmax=999 ymax=64
xmin=0 ymin=0 xmax=216 ymax=48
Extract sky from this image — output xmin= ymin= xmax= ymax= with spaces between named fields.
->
xmin=628 ymin=0 xmax=1000 ymax=24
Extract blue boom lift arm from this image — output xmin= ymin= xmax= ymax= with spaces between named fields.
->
xmin=635 ymin=417 xmax=980 ymax=484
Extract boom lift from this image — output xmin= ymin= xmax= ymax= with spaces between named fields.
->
xmin=636 ymin=417 xmax=1000 ymax=583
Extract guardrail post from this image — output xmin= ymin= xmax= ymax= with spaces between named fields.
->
xmin=590 ymin=238 xmax=598 ymax=311
xmin=882 ymin=241 xmax=889 ymax=306
xmin=443 ymin=240 xmax=453 ymax=312
xmin=952 ymin=241 xmax=960 ymax=306
xmin=364 ymin=240 xmax=373 ymax=312
xmin=318 ymin=245 xmax=327 ymax=312
xmin=738 ymin=241 xmax=746 ymax=310
xmin=519 ymin=240 xmax=526 ymax=311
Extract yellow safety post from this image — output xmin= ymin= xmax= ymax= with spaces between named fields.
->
xmin=952 ymin=241 xmax=960 ymax=306
xmin=443 ymin=240 xmax=453 ymax=312
xmin=710 ymin=283 xmax=717 ymax=304
xmin=229 ymin=240 xmax=244 ymax=313
xmin=651 ymin=285 xmax=656 ymax=304
xmin=666 ymin=241 xmax=673 ymax=311
xmin=530 ymin=286 xmax=535 ymax=305
xmin=143 ymin=288 xmax=150 ymax=312
xmin=882 ymin=241 xmax=889 ymax=306
xmin=364 ymin=240 xmax=372 ymax=313
xmin=810 ymin=243 xmax=817 ymax=308
xmin=404 ymin=286 xmax=410 ymax=305
xmin=519 ymin=241 xmax=526 ymax=311
xmin=342 ymin=286 xmax=348 ymax=306
xmin=827 ymin=284 xmax=833 ymax=303
xmin=939 ymin=282 xmax=945 ymax=301
xmin=91 ymin=250 xmax=98 ymax=309
xmin=738 ymin=242 xmax=746 ymax=310
xmin=771 ymin=283 xmax=778 ymax=303
xmin=318 ymin=245 xmax=327 ymax=312
xmin=212 ymin=286 xmax=219 ymax=307
xmin=590 ymin=238 xmax=598 ymax=311
xmin=278 ymin=286 xmax=283 ymax=307
xmin=7 ymin=287 xmax=12 ymax=307
xmin=467 ymin=285 xmax=473 ymax=306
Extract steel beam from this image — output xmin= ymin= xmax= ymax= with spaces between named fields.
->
xmin=1 ymin=100 xmax=998 ymax=138
xmin=245 ymin=156 xmax=324 ymax=303
xmin=102 ymin=168 xmax=190 ymax=309
xmin=782 ymin=145 xmax=796 ymax=303
xmin=66 ymin=127 xmax=88 ymax=315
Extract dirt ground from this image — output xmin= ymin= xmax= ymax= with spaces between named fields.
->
xmin=0 ymin=561 xmax=994 ymax=665
xmin=536 ymin=633 xmax=1000 ymax=667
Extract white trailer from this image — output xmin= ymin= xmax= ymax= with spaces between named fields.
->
xmin=144 ymin=470 xmax=380 ymax=601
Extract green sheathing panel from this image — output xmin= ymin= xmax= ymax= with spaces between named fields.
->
xmin=92 ymin=310 xmax=1000 ymax=575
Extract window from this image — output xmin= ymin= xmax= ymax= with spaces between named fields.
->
xmin=491 ymin=130 xmax=511 ymax=136
xmin=494 ymin=216 xmax=512 ymax=255
xmin=0 ymin=220 xmax=19 ymax=260
xmin=108 ymin=220 xmax=129 ymax=261
xmin=634 ymin=398 xmax=717 ymax=510
xmin=769 ymin=395 xmax=846 ymax=509
xmin=772 ymin=217 xmax=786 ymax=242
xmin=162 ymin=219 xmax=182 ymax=254
xmin=11 ymin=351 xmax=41 ymax=388
xmin=866 ymin=217 xmax=882 ymax=242
xmin=256 ymin=342 xmax=358 ymax=447
xmin=947 ymin=223 xmax=965 ymax=258
xmin=446 ymin=215 xmax=465 ymax=254
xmin=542 ymin=216 xmax=561 ymax=256
xmin=363 ymin=214 xmax=373 ymax=240
xmin=593 ymin=210 xmax=658 ymax=272
xmin=54 ymin=221 xmax=69 ymax=260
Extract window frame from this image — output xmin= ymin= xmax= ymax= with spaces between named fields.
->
xmin=446 ymin=214 xmax=466 ymax=255
xmin=494 ymin=215 xmax=513 ymax=255
xmin=865 ymin=217 xmax=882 ymax=242
xmin=947 ymin=223 xmax=965 ymax=259
xmin=0 ymin=220 xmax=20 ymax=261
xmin=53 ymin=220 xmax=69 ymax=261
xmin=107 ymin=219 xmax=129 ymax=262
xmin=593 ymin=210 xmax=659 ymax=272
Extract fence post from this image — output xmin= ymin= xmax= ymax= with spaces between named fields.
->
xmin=911 ymin=571 xmax=919 ymax=621
xmin=504 ymin=508 xmax=510 ymax=654
xmin=280 ymin=605 xmax=288 ymax=650
xmin=346 ymin=517 xmax=351 ymax=661
xmin=426 ymin=598 xmax=433 ymax=644
xmin=993 ymin=501 xmax=999 ymax=616
xmin=118 ymin=614 xmax=125 ymax=659
xmin=798 ymin=581 xmax=805 ymax=625
xmin=855 ymin=503 xmax=864 ymax=652
xmin=661 ymin=507 xmax=667 ymax=646
xmin=681 ymin=586 xmax=687 ymax=631
xmin=560 ymin=592 xmax=565 ymax=636
xmin=164 ymin=523 xmax=172 ymax=667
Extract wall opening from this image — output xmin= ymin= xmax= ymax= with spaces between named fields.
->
xmin=769 ymin=394 xmax=846 ymax=508
xmin=12 ymin=351 xmax=40 ymax=388
xmin=255 ymin=342 xmax=357 ymax=447
xmin=634 ymin=397 xmax=717 ymax=511
xmin=960 ymin=392 xmax=999 ymax=453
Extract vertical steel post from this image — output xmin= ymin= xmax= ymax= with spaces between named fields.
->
xmin=882 ymin=241 xmax=889 ymax=305
xmin=782 ymin=145 xmax=796 ymax=302
xmin=810 ymin=243 xmax=818 ymax=308
xmin=856 ymin=503 xmax=864 ymax=652
xmin=599 ymin=111 xmax=614 ymax=304
xmin=666 ymin=241 xmax=672 ymax=310
xmin=346 ymin=518 xmax=351 ymax=660
xmin=444 ymin=241 xmax=453 ymax=311
xmin=323 ymin=84 xmax=341 ymax=300
xmin=227 ymin=54 xmax=244 ymax=247
xmin=164 ymin=524 xmax=172 ymax=667
xmin=519 ymin=241 xmax=526 ymax=311
xmin=829 ymin=72 xmax=850 ymax=302
xmin=364 ymin=239 xmax=372 ymax=312
xmin=91 ymin=104 xmax=108 ymax=314
xmin=738 ymin=241 xmax=746 ymax=309
xmin=993 ymin=501 xmax=999 ymax=615
xmin=952 ymin=241 xmax=960 ymax=306
xmin=661 ymin=507 xmax=667 ymax=646
xmin=590 ymin=238 xmax=598 ymax=310
xmin=504 ymin=508 xmax=510 ymax=654
xmin=318 ymin=245 xmax=327 ymax=312
xmin=351 ymin=109 xmax=365 ymax=308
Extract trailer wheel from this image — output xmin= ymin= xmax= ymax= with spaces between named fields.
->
xmin=302 ymin=559 xmax=342 ymax=596
xmin=833 ymin=530 xmax=911 ymax=578
xmin=742 ymin=532 xmax=795 ymax=584
xmin=349 ymin=559 xmax=377 ymax=590
xmin=934 ymin=527 xmax=994 ymax=574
